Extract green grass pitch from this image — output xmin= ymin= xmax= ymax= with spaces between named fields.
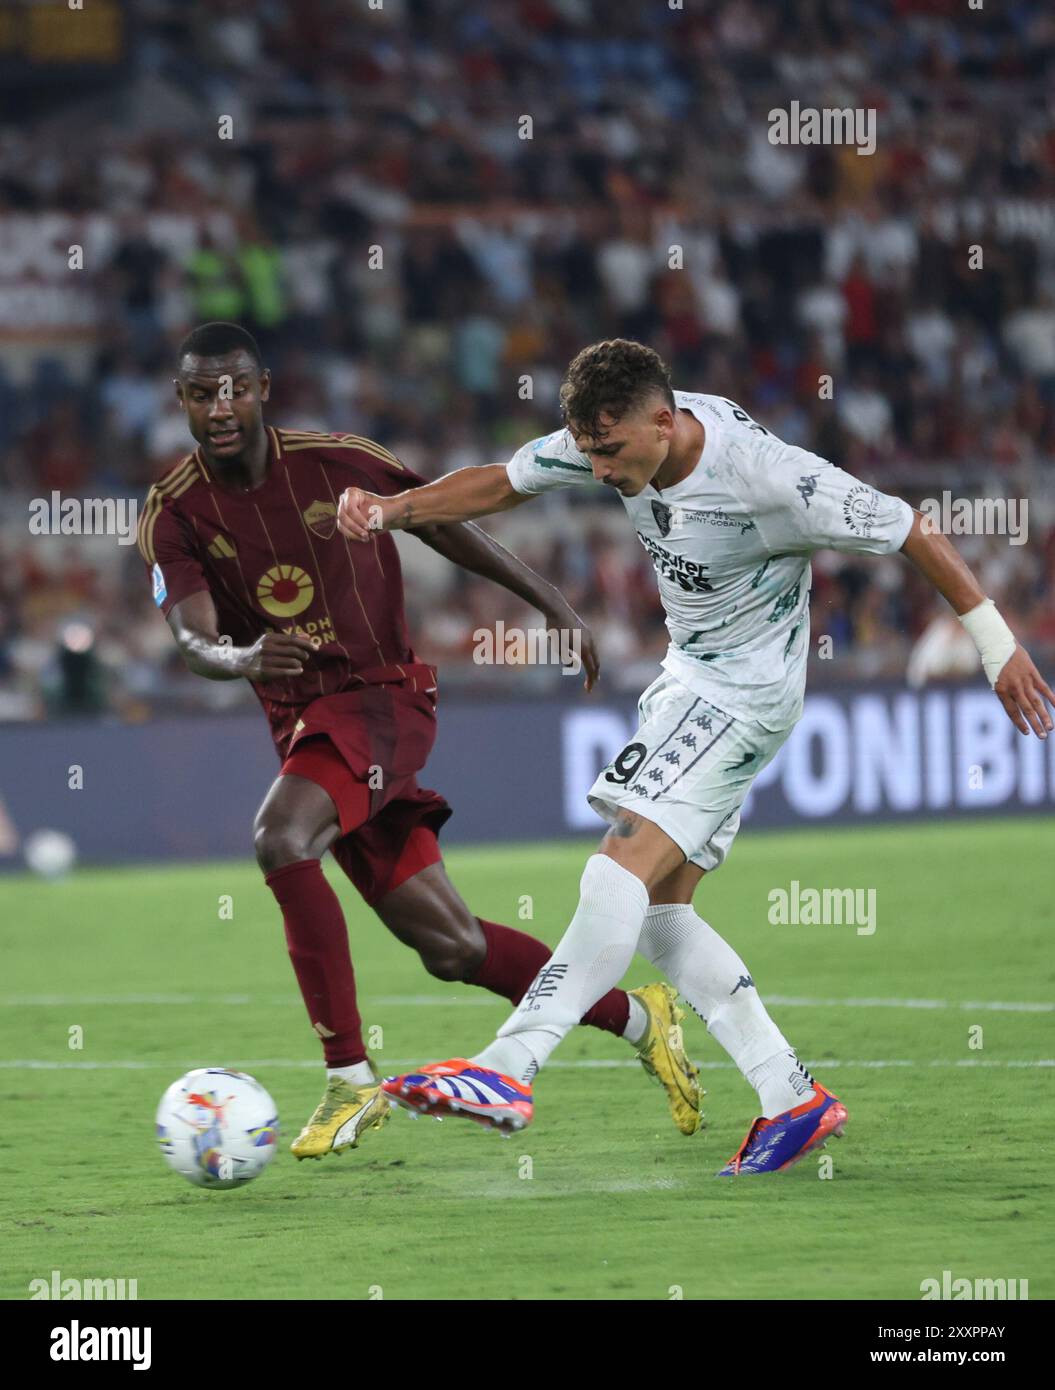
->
xmin=2 ymin=817 xmax=1052 ymax=1301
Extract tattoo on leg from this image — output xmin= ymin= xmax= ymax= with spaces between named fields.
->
xmin=609 ymin=812 xmax=642 ymax=840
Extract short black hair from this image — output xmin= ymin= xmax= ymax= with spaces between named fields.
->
xmin=559 ymin=339 xmax=675 ymax=440
xmin=177 ymin=322 xmax=263 ymax=371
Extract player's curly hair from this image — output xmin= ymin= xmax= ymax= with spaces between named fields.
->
xmin=558 ymin=339 xmax=675 ymax=440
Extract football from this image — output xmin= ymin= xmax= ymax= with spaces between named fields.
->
xmin=23 ymin=829 xmax=77 ymax=880
xmin=156 ymin=1068 xmax=279 ymax=1189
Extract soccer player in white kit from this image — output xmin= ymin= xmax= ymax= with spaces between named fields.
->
xmin=337 ymin=340 xmax=1053 ymax=1174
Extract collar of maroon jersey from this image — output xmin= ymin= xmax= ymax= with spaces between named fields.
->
xmin=196 ymin=426 xmax=284 ymax=494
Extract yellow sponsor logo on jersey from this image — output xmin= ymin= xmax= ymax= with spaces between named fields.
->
xmin=302 ymin=499 xmax=338 ymax=539
xmin=257 ymin=564 xmax=314 ymax=618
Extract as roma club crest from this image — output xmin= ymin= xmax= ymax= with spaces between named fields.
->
xmin=302 ymin=499 xmax=338 ymax=540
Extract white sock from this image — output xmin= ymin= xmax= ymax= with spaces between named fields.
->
xmin=637 ymin=903 xmax=815 ymax=1118
xmin=746 ymin=1050 xmax=816 ymax=1119
xmin=474 ymin=855 xmax=649 ymax=1084
xmin=623 ymin=994 xmax=649 ymax=1047
xmin=327 ymin=1062 xmax=375 ymax=1087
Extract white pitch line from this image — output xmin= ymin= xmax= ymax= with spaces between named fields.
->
xmin=1 ymin=993 xmax=1052 ymax=1013
xmin=474 ymin=1177 xmax=687 ymax=1196
xmin=0 ymin=994 xmax=264 ymax=1007
xmin=0 ymin=1058 xmax=1051 ymax=1072
xmin=766 ymin=996 xmax=1055 ymax=1013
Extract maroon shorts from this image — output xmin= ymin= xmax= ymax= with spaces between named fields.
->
xmin=278 ymin=683 xmax=451 ymax=905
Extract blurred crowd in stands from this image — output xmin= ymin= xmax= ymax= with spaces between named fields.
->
xmin=1 ymin=0 xmax=1054 ymax=719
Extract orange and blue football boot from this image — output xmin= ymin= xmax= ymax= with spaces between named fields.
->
xmin=717 ymin=1083 xmax=847 ymax=1175
xmin=382 ymin=1059 xmax=533 ymax=1133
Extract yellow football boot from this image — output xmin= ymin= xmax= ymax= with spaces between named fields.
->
xmin=290 ymin=1075 xmax=390 ymax=1160
xmin=629 ymin=983 xmax=704 ymax=1135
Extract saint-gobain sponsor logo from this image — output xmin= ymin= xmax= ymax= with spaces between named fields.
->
xmin=30 ymin=1270 xmax=138 ymax=1300
xmin=768 ymin=101 xmax=876 ymax=156
xmin=50 ymin=1321 xmax=151 ymax=1371
xmin=920 ymin=1270 xmax=1029 ymax=1300
xmin=919 ymin=493 xmax=1028 ymax=545
xmin=28 ymin=492 xmax=140 ymax=545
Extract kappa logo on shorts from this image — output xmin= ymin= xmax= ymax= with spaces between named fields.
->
xmin=726 ymin=751 xmax=757 ymax=771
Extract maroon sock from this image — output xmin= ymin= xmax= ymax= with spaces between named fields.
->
xmin=265 ymin=859 xmax=366 ymax=1067
xmin=470 ymin=919 xmax=631 ymax=1038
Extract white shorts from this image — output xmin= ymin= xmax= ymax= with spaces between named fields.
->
xmin=587 ymin=671 xmax=794 ymax=872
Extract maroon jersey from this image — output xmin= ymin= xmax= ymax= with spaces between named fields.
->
xmin=137 ymin=426 xmax=432 ymax=752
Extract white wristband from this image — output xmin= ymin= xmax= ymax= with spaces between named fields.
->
xmin=958 ymin=598 xmax=1016 ymax=687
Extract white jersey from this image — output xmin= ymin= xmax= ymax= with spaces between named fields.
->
xmin=506 ymin=390 xmax=914 ymax=729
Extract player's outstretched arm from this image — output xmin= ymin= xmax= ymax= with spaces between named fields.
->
xmin=337 ymin=463 xmax=528 ymax=541
xmin=412 ymin=520 xmax=600 ymax=691
xmin=166 ymin=592 xmax=317 ymax=684
xmin=900 ymin=512 xmax=1054 ymax=738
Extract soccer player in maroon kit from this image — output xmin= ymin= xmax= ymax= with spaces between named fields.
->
xmin=138 ymin=322 xmax=701 ymax=1158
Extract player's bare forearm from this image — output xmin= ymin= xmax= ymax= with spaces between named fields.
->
xmin=338 ymin=464 xmax=527 ymax=540
xmin=899 ymin=511 xmax=985 ymax=614
xmin=166 ymin=594 xmax=241 ymax=679
xmin=166 ymin=594 xmax=315 ymax=684
xmin=900 ymin=511 xmax=1053 ymax=737
xmin=171 ymin=632 xmax=242 ymax=680
xmin=414 ymin=519 xmax=566 ymax=608
xmin=415 ymin=520 xmax=600 ymax=691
